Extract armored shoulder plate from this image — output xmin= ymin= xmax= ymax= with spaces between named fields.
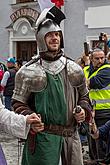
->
xmin=67 ymin=59 xmax=85 ymax=87
xmin=12 ymin=63 xmax=47 ymax=103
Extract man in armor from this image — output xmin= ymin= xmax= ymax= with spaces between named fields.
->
xmin=12 ymin=6 xmax=92 ymax=165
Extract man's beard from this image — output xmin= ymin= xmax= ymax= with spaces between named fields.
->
xmin=40 ymin=49 xmax=63 ymax=61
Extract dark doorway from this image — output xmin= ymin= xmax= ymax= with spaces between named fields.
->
xmin=17 ymin=41 xmax=37 ymax=62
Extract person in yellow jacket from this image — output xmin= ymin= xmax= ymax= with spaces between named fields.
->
xmin=83 ymin=48 xmax=110 ymax=161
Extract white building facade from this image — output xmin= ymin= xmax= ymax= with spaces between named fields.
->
xmin=1 ymin=0 xmax=110 ymax=64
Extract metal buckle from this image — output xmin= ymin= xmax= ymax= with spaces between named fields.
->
xmin=62 ymin=129 xmax=73 ymax=137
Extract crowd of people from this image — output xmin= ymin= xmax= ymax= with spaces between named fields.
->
xmin=0 ymin=5 xmax=110 ymax=165
xmin=83 ymin=48 xmax=110 ymax=163
xmin=76 ymin=33 xmax=110 ymax=164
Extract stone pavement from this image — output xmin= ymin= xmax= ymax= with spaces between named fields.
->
xmin=0 ymin=130 xmax=22 ymax=165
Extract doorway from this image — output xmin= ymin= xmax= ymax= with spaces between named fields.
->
xmin=17 ymin=41 xmax=37 ymax=63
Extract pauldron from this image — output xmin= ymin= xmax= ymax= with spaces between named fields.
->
xmin=12 ymin=63 xmax=47 ymax=103
xmin=67 ymin=59 xmax=85 ymax=87
xmin=67 ymin=59 xmax=88 ymax=96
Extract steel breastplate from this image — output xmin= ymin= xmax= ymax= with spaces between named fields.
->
xmin=41 ymin=56 xmax=66 ymax=75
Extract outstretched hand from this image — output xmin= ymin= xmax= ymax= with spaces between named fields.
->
xmin=89 ymin=117 xmax=99 ymax=139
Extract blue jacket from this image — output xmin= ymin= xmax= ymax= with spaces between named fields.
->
xmin=99 ymin=120 xmax=110 ymax=153
xmin=89 ymin=60 xmax=110 ymax=89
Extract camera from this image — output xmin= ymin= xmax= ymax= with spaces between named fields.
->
xmin=84 ymin=42 xmax=89 ymax=56
xmin=99 ymin=32 xmax=106 ymax=41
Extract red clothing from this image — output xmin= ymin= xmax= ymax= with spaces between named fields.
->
xmin=0 ymin=69 xmax=4 ymax=92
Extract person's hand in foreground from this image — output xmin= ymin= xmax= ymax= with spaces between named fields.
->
xmin=28 ymin=114 xmax=44 ymax=133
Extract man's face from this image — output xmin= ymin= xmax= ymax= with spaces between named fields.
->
xmin=91 ymin=51 xmax=105 ymax=69
xmin=45 ymin=31 xmax=61 ymax=52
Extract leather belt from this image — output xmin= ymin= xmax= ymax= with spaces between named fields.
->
xmin=44 ymin=124 xmax=76 ymax=137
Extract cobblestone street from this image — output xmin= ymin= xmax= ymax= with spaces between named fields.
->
xmin=0 ymin=130 xmax=22 ymax=165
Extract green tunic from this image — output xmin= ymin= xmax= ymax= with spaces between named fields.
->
xmin=22 ymin=73 xmax=67 ymax=165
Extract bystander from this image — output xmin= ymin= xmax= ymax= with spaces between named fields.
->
xmin=84 ymin=48 xmax=110 ymax=160
xmin=1 ymin=57 xmax=16 ymax=110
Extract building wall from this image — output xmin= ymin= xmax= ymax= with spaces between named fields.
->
xmin=0 ymin=0 xmax=12 ymax=63
xmin=1 ymin=0 xmax=110 ymax=63
xmin=64 ymin=0 xmax=110 ymax=59
xmin=0 ymin=0 xmax=40 ymax=63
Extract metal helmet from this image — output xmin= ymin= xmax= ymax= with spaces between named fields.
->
xmin=35 ymin=6 xmax=66 ymax=53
